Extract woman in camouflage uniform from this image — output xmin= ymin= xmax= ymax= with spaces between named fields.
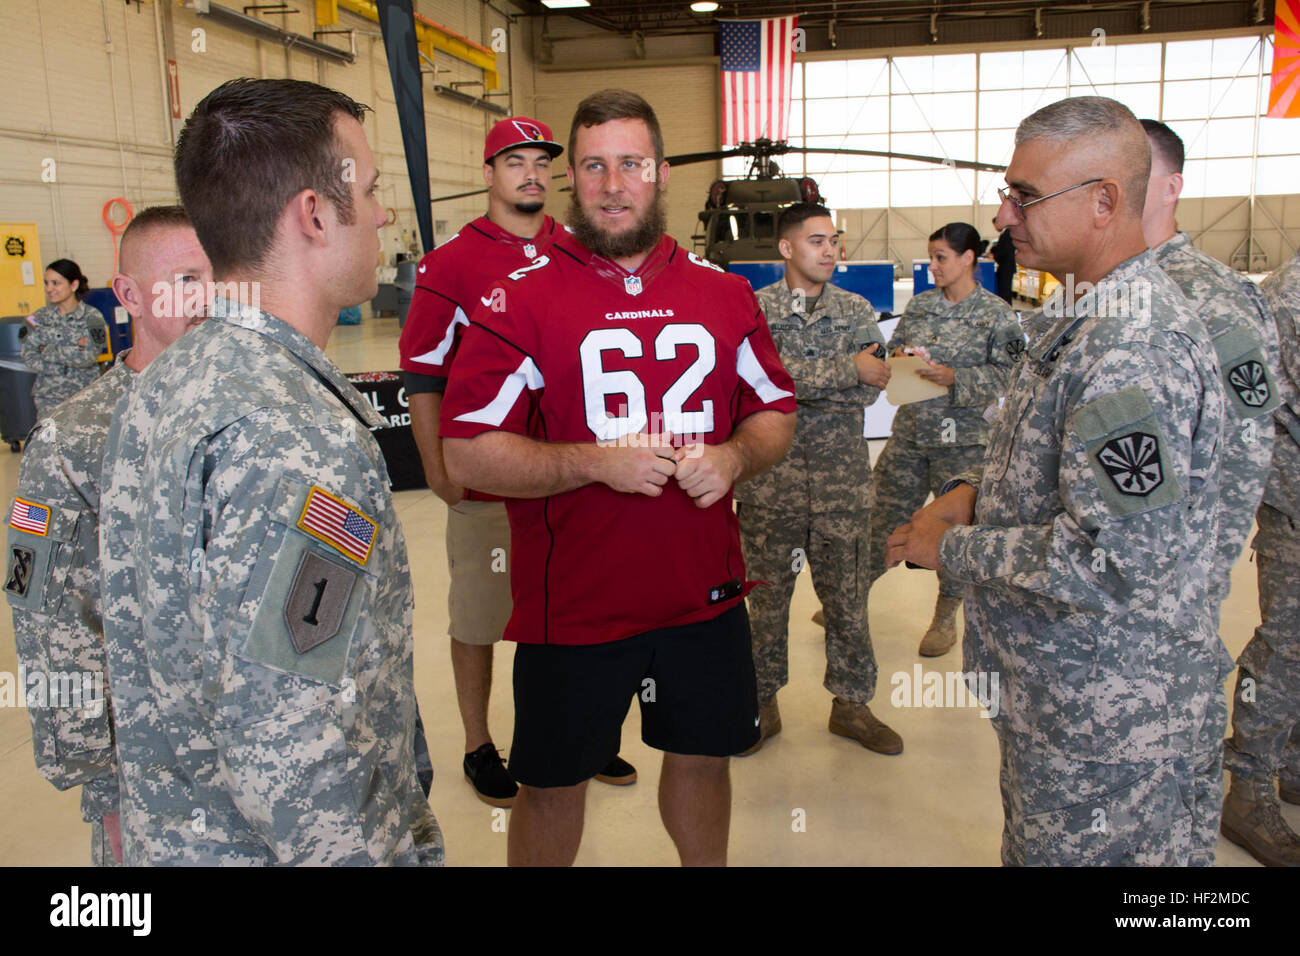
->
xmin=20 ymin=259 xmax=108 ymax=420
xmin=869 ymin=223 xmax=1024 ymax=656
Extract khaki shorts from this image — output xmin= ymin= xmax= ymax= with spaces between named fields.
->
xmin=446 ymin=498 xmax=513 ymax=645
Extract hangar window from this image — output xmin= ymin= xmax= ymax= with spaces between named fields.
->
xmin=723 ymin=33 xmax=1298 ymax=209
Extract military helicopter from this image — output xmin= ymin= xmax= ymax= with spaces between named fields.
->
xmin=430 ymin=137 xmax=1005 ymax=268
xmin=671 ymin=138 xmax=1007 ymax=266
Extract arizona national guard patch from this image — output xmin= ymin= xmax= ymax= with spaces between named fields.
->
xmin=1227 ymin=359 xmax=1270 ymax=408
xmin=1074 ymin=384 xmax=1182 ymax=516
xmin=9 ymin=497 xmax=51 ymax=536
xmin=297 ymin=486 xmax=377 ymax=565
xmin=1096 ymin=433 xmax=1163 ymax=496
xmin=5 ymin=545 xmax=35 ymax=596
xmin=284 ymin=549 xmax=358 ymax=654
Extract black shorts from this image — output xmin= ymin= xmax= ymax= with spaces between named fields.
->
xmin=508 ymin=603 xmax=761 ymax=788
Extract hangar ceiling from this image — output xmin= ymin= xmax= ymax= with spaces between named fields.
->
xmin=519 ymin=1 xmax=1275 ymax=49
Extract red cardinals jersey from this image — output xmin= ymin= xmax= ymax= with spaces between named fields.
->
xmin=440 ymin=232 xmax=797 ymax=646
xmin=398 ymin=214 xmax=558 ymax=502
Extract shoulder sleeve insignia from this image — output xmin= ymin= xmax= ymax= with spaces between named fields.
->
xmin=1073 ymin=384 xmax=1183 ymax=516
xmin=1005 ymin=338 xmax=1026 ymax=362
xmin=296 ymin=486 xmax=377 ymax=566
xmin=9 ymin=497 xmax=51 ymax=536
xmin=1227 ymin=359 xmax=1271 ymax=408
xmin=1096 ymin=432 xmax=1163 ymax=496
xmin=284 ymin=549 xmax=358 ymax=654
xmin=1208 ymin=323 xmax=1278 ymax=418
xmin=5 ymin=545 xmax=35 ymax=597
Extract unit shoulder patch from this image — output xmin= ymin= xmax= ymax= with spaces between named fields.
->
xmin=284 ymin=549 xmax=358 ymax=654
xmin=4 ymin=545 xmax=35 ymax=597
xmin=1096 ymin=432 xmax=1164 ymax=497
xmin=1227 ymin=359 xmax=1270 ymax=408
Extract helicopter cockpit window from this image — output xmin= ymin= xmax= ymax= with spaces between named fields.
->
xmin=753 ymin=212 xmax=776 ymax=239
xmin=713 ymin=213 xmax=750 ymax=243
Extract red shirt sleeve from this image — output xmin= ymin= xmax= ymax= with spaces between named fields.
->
xmin=397 ymin=250 xmax=470 ymax=383
xmin=439 ymin=278 xmax=542 ymax=440
xmin=734 ymin=286 xmax=797 ymax=422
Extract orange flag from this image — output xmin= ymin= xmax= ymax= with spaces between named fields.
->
xmin=1269 ymin=0 xmax=1300 ymax=117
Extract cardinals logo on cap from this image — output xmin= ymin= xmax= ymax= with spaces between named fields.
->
xmin=513 ymin=120 xmax=544 ymax=142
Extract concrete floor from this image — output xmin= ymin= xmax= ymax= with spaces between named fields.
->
xmin=0 ymin=284 xmax=1290 ymax=866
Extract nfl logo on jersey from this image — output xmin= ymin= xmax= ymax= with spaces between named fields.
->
xmin=624 ymin=275 xmax=643 ymax=296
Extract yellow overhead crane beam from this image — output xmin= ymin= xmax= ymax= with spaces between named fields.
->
xmin=317 ymin=0 xmax=501 ymax=90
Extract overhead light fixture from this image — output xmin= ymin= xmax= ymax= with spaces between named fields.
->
xmin=540 ymin=0 xmax=591 ymax=8
xmin=690 ymin=1 xmax=720 ymax=10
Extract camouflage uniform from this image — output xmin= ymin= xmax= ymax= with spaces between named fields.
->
xmin=737 ymin=280 xmax=885 ymax=704
xmin=18 ymin=302 xmax=108 ymax=420
xmin=939 ymin=251 xmax=1228 ymax=865
xmin=1152 ymin=231 xmax=1280 ymax=864
xmin=868 ymin=285 xmax=1023 ymax=597
xmin=1153 ymin=232 xmax=1279 ymax=607
xmin=99 ymin=299 xmax=442 ymax=866
xmin=1226 ymin=251 xmax=1300 ymax=787
xmin=5 ymin=362 xmax=132 ymax=866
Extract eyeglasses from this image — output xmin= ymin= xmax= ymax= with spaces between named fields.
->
xmin=997 ymin=178 xmax=1103 ymax=213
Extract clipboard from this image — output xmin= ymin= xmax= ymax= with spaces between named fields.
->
xmin=885 ymin=354 xmax=949 ymax=406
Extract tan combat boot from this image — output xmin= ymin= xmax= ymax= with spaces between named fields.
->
xmin=737 ymin=697 xmax=782 ymax=757
xmin=1280 ymin=773 xmax=1300 ymax=807
xmin=828 ymin=697 xmax=903 ymax=754
xmin=918 ymin=595 xmax=962 ymax=657
xmin=1220 ymin=774 xmax=1300 ymax=866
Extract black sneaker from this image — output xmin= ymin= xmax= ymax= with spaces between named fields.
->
xmin=464 ymin=743 xmax=518 ymax=808
xmin=594 ymin=754 xmax=637 ymax=786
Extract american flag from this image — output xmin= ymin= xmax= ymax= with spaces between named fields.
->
xmin=297 ymin=487 xmax=377 ymax=565
xmin=720 ymin=16 xmax=798 ymax=146
xmin=9 ymin=498 xmax=50 ymax=536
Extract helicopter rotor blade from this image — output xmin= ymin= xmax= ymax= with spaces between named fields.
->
xmin=430 ymin=186 xmax=490 ymax=203
xmin=664 ymin=148 xmax=750 ymax=166
xmin=431 ymin=170 xmax=573 ymax=205
xmin=662 ymin=143 xmax=1005 ymax=174
xmin=784 ymin=146 xmax=1006 ymax=173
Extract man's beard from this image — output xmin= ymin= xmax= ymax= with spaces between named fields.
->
xmin=567 ymin=189 xmax=667 ymax=260
xmin=513 ymin=199 xmax=544 ymax=215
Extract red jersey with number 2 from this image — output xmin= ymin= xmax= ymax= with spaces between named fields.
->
xmin=440 ymin=232 xmax=796 ymax=646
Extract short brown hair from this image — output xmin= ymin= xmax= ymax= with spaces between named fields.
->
xmin=567 ymin=89 xmax=664 ymax=166
xmin=174 ymin=78 xmax=369 ymax=277
xmin=1140 ymin=118 xmax=1185 ymax=173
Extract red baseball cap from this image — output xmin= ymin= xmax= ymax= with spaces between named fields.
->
xmin=484 ymin=116 xmax=564 ymax=163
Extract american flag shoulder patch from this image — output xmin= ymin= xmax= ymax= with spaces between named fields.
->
xmin=10 ymin=497 xmax=51 ymax=536
xmin=296 ymin=486 xmax=377 ymax=566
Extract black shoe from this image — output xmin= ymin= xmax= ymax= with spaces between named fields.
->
xmin=594 ymin=754 xmax=637 ymax=786
xmin=463 ymin=743 xmax=518 ymax=808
